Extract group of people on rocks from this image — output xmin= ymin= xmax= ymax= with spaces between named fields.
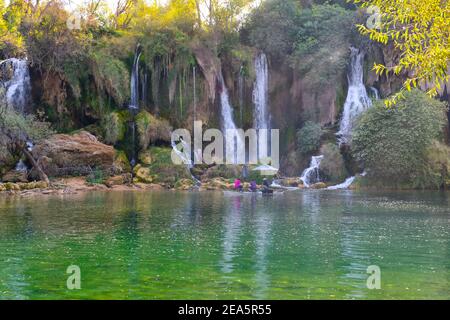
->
xmin=233 ymin=178 xmax=272 ymax=193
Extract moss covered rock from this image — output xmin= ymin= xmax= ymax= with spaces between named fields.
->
xmin=139 ymin=147 xmax=191 ymax=187
xmin=138 ymin=150 xmax=153 ymax=165
xmin=174 ymin=179 xmax=196 ymax=191
xmin=133 ymin=165 xmax=153 ymax=184
xmin=277 ymin=177 xmax=302 ymax=187
xmin=113 ymin=150 xmax=131 ymax=173
xmin=101 ymin=111 xmax=128 ymax=145
xmin=311 ymin=182 xmax=327 ymax=189
xmin=136 ymin=111 xmax=172 ymax=149
xmin=4 ymin=182 xmax=21 ymax=191
xmin=320 ymin=143 xmax=348 ymax=184
xmin=201 ymin=178 xmax=234 ymax=191
xmin=203 ymin=165 xmax=242 ymax=180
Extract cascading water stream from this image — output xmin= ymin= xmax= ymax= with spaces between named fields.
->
xmin=238 ymin=66 xmax=244 ymax=125
xmin=218 ymin=71 xmax=243 ymax=164
xmin=300 ymin=155 xmax=324 ymax=188
xmin=1 ymin=58 xmax=33 ymax=173
xmin=0 ymin=58 xmax=31 ymax=113
xmin=369 ymin=86 xmax=380 ymax=100
xmin=326 ymin=48 xmax=374 ymax=190
xmin=171 ymin=139 xmax=201 ymax=186
xmin=253 ymin=52 xmax=271 ymax=160
xmin=129 ymin=47 xmax=142 ymax=110
xmin=128 ymin=46 xmax=142 ymax=168
xmin=326 ymin=176 xmax=356 ymax=190
xmin=337 ymin=47 xmax=372 ymax=145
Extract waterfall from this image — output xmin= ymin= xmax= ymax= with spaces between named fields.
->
xmin=129 ymin=47 xmax=142 ymax=110
xmin=253 ymin=53 xmax=270 ymax=160
xmin=14 ymin=141 xmax=33 ymax=173
xmin=300 ymin=155 xmax=324 ymax=188
xmin=218 ymin=71 xmax=243 ymax=164
xmin=238 ymin=65 xmax=244 ymax=125
xmin=337 ymin=47 xmax=372 ymax=145
xmin=193 ymin=66 xmax=197 ymax=121
xmin=369 ymin=86 xmax=380 ymax=100
xmin=327 ymin=176 xmax=355 ymax=190
xmin=128 ymin=46 xmax=142 ymax=168
xmin=171 ymin=139 xmax=201 ymax=186
xmin=0 ymin=58 xmax=31 ymax=113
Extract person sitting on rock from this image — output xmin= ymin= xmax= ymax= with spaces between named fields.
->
xmin=234 ymin=179 xmax=243 ymax=192
xmin=262 ymin=178 xmax=271 ymax=193
xmin=249 ymin=181 xmax=258 ymax=192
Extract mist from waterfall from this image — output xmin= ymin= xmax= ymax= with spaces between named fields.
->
xmin=253 ymin=52 xmax=270 ymax=160
xmin=219 ymin=71 xmax=243 ymax=164
xmin=0 ymin=58 xmax=31 ymax=113
xmin=337 ymin=47 xmax=372 ymax=145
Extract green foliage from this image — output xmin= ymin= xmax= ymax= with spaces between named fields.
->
xmin=352 ymin=90 xmax=447 ymax=188
xmin=291 ymin=4 xmax=355 ymax=87
xmin=0 ymin=106 xmax=53 ymax=143
xmin=90 ymin=48 xmax=130 ymax=106
xmin=0 ymin=0 xmax=24 ymax=55
xmin=420 ymin=141 xmax=450 ymax=189
xmin=101 ymin=112 xmax=126 ymax=145
xmin=136 ymin=111 xmax=172 ymax=150
xmin=0 ymin=106 xmax=53 ymax=172
xmin=354 ymin=0 xmax=450 ymax=106
xmin=86 ymin=168 xmax=105 ymax=185
xmin=141 ymin=147 xmax=191 ymax=186
xmin=243 ymin=0 xmax=300 ymax=58
xmin=297 ymin=121 xmax=323 ymax=155
xmin=320 ymin=143 xmax=348 ymax=183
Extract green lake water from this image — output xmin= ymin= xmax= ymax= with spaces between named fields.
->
xmin=0 ymin=190 xmax=449 ymax=300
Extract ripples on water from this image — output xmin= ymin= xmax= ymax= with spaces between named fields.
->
xmin=0 ymin=190 xmax=449 ymax=299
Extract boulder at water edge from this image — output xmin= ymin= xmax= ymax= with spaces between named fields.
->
xmin=31 ymin=131 xmax=115 ymax=176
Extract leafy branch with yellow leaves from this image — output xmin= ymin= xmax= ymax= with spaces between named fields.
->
xmin=355 ymin=0 xmax=450 ymax=106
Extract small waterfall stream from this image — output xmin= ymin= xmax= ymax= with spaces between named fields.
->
xmin=253 ymin=52 xmax=270 ymax=160
xmin=1 ymin=58 xmax=33 ymax=174
xmin=327 ymin=176 xmax=356 ymax=190
xmin=171 ymin=139 xmax=201 ymax=186
xmin=300 ymin=155 xmax=324 ymax=187
xmin=129 ymin=46 xmax=142 ymax=110
xmin=0 ymin=58 xmax=31 ymax=113
xmin=128 ymin=46 xmax=142 ymax=168
xmin=238 ymin=66 xmax=244 ymax=125
xmin=337 ymin=47 xmax=372 ymax=145
xmin=369 ymin=86 xmax=380 ymax=100
xmin=219 ymin=71 xmax=243 ymax=164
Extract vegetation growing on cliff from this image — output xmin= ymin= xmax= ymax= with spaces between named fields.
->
xmin=1 ymin=0 xmax=449 ymax=190
xmin=355 ymin=0 xmax=450 ymax=106
xmin=353 ymin=90 xmax=448 ymax=188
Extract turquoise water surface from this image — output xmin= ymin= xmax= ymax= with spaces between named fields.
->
xmin=0 ymin=190 xmax=449 ymax=299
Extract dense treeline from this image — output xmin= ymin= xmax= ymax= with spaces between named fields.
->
xmin=1 ymin=0 xmax=449 ymax=189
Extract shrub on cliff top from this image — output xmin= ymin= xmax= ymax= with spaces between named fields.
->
xmin=352 ymin=90 xmax=447 ymax=188
xmin=297 ymin=121 xmax=322 ymax=155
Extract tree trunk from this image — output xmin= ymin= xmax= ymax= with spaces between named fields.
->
xmin=23 ymin=147 xmax=50 ymax=185
xmin=195 ymin=0 xmax=202 ymax=28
